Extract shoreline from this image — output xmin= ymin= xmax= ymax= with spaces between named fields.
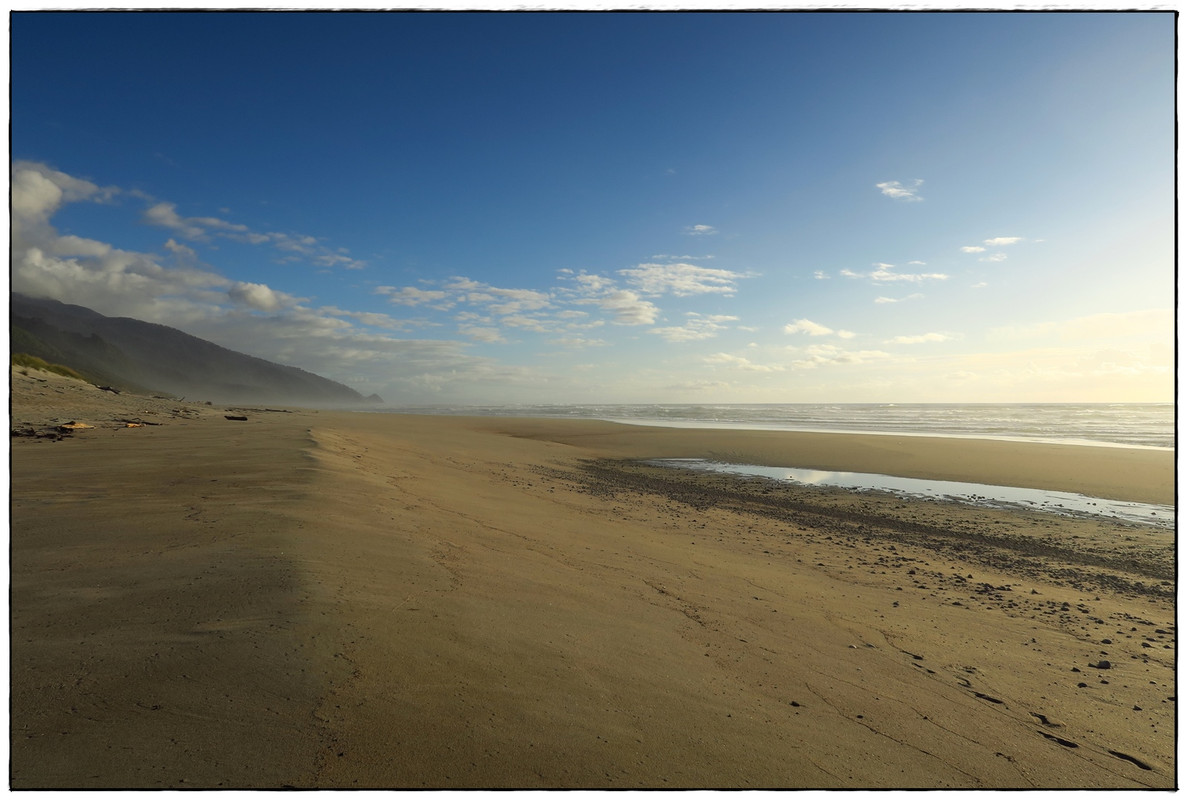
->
xmin=367 ymin=404 xmax=1175 ymax=452
xmin=599 ymin=417 xmax=1174 ymax=452
xmin=431 ymin=415 xmax=1173 ymax=505
xmin=9 ymin=374 xmax=1177 ymax=788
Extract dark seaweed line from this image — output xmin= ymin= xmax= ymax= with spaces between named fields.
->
xmin=571 ymin=460 xmax=1173 ymax=596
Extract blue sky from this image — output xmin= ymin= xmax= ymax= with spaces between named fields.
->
xmin=11 ymin=11 xmax=1174 ymax=404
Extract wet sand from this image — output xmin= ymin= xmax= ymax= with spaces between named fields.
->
xmin=9 ymin=369 xmax=1176 ymax=788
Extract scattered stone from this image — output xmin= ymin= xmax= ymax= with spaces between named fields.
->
xmin=1093 ymin=660 xmax=1112 ymax=670
xmin=224 ymin=415 xmax=248 ymax=421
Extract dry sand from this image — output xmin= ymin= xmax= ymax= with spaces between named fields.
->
xmin=9 ymin=368 xmax=1176 ymax=788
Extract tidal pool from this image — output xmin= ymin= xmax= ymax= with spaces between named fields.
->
xmin=647 ymin=459 xmax=1175 ymax=529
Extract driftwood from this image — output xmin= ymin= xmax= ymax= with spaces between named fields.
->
xmin=224 ymin=415 xmax=249 ymax=421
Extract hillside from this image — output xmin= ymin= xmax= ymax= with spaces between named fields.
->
xmin=11 ymin=294 xmax=382 ymax=406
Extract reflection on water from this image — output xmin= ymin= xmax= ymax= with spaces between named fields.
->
xmin=649 ymin=459 xmax=1175 ymax=529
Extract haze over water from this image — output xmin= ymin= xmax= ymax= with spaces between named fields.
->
xmin=381 ymin=403 xmax=1174 ymax=450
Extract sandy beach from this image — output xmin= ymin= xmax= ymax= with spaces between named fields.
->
xmin=9 ymin=369 xmax=1176 ymax=788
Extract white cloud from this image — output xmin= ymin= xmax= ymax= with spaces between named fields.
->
xmin=845 ymin=263 xmax=948 ymax=283
xmin=984 ymin=236 xmax=1023 ymax=247
xmin=320 ymin=306 xmax=419 ymax=330
xmin=961 ymin=245 xmax=986 ymax=253
xmin=683 ymin=224 xmax=718 ymax=236
xmin=971 ymin=282 xmax=988 ymax=289
xmin=441 ymin=278 xmax=552 ymax=315
xmin=502 ymin=314 xmax=554 ymax=333
xmin=227 ymin=281 xmax=298 ymax=313
xmin=813 ymin=270 xmax=829 ymax=280
xmin=143 ymin=202 xmax=247 ymax=240
xmin=11 ymin=161 xmax=117 ymax=230
xmin=375 ymin=285 xmax=453 ymax=308
xmin=885 ymin=332 xmax=953 ymax=344
xmin=784 ymin=319 xmax=836 ymax=336
xmin=489 ymin=290 xmax=552 ymax=316
xmin=577 ymin=288 xmax=660 ymax=326
xmin=979 ymin=253 xmax=1008 ymax=263
xmin=553 ymin=337 xmax=608 ymax=348
xmin=10 ymin=161 xmax=536 ymax=403
xmin=567 ymin=271 xmax=616 ymax=293
xmin=650 ymin=312 xmax=738 ymax=342
xmin=619 ymin=262 xmax=749 ymax=296
xmin=314 ymin=252 xmax=367 ymax=270
xmin=650 ymin=253 xmax=714 ymax=261
xmin=875 ymin=179 xmax=923 ymax=202
xmin=704 ymin=352 xmax=784 ymax=372
xmin=789 ymin=343 xmax=891 ymax=369
xmin=874 ymin=293 xmax=923 ymax=304
xmin=164 ymin=238 xmax=199 ymax=261
xmin=141 ymin=200 xmax=365 ymax=269
xmin=458 ymin=325 xmax=505 ymax=343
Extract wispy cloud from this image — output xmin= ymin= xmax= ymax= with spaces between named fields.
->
xmin=650 ymin=312 xmax=738 ymax=342
xmin=562 ymin=273 xmax=661 ymax=325
xmin=875 ymin=179 xmax=923 ymax=202
xmin=592 ymin=290 xmax=660 ymax=325
xmin=789 ymin=343 xmax=891 ymax=369
xmin=443 ymin=278 xmax=552 ymax=315
xmin=979 ymin=253 xmax=1008 ymax=263
xmin=874 ymin=293 xmax=923 ymax=304
xmin=375 ymin=285 xmax=453 ymax=308
xmin=10 ymin=160 xmax=521 ymax=400
xmin=458 ymin=325 xmax=505 ymax=343
xmin=650 ymin=253 xmax=715 ymax=261
xmin=683 ymin=224 xmax=718 ymax=236
xmin=842 ymin=263 xmax=948 ymax=283
xmin=619 ymin=262 xmax=750 ymax=296
xmin=962 ymin=236 xmax=1025 ymax=256
xmin=784 ymin=319 xmax=856 ymax=338
xmin=703 ymin=352 xmax=784 ymax=372
xmin=142 ymin=199 xmax=366 ymax=270
xmin=885 ymin=332 xmax=953 ymax=344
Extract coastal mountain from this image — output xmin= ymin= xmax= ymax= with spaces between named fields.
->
xmin=10 ymin=293 xmax=382 ymax=406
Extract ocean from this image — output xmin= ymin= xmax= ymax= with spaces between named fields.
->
xmin=380 ymin=403 xmax=1174 ymax=451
